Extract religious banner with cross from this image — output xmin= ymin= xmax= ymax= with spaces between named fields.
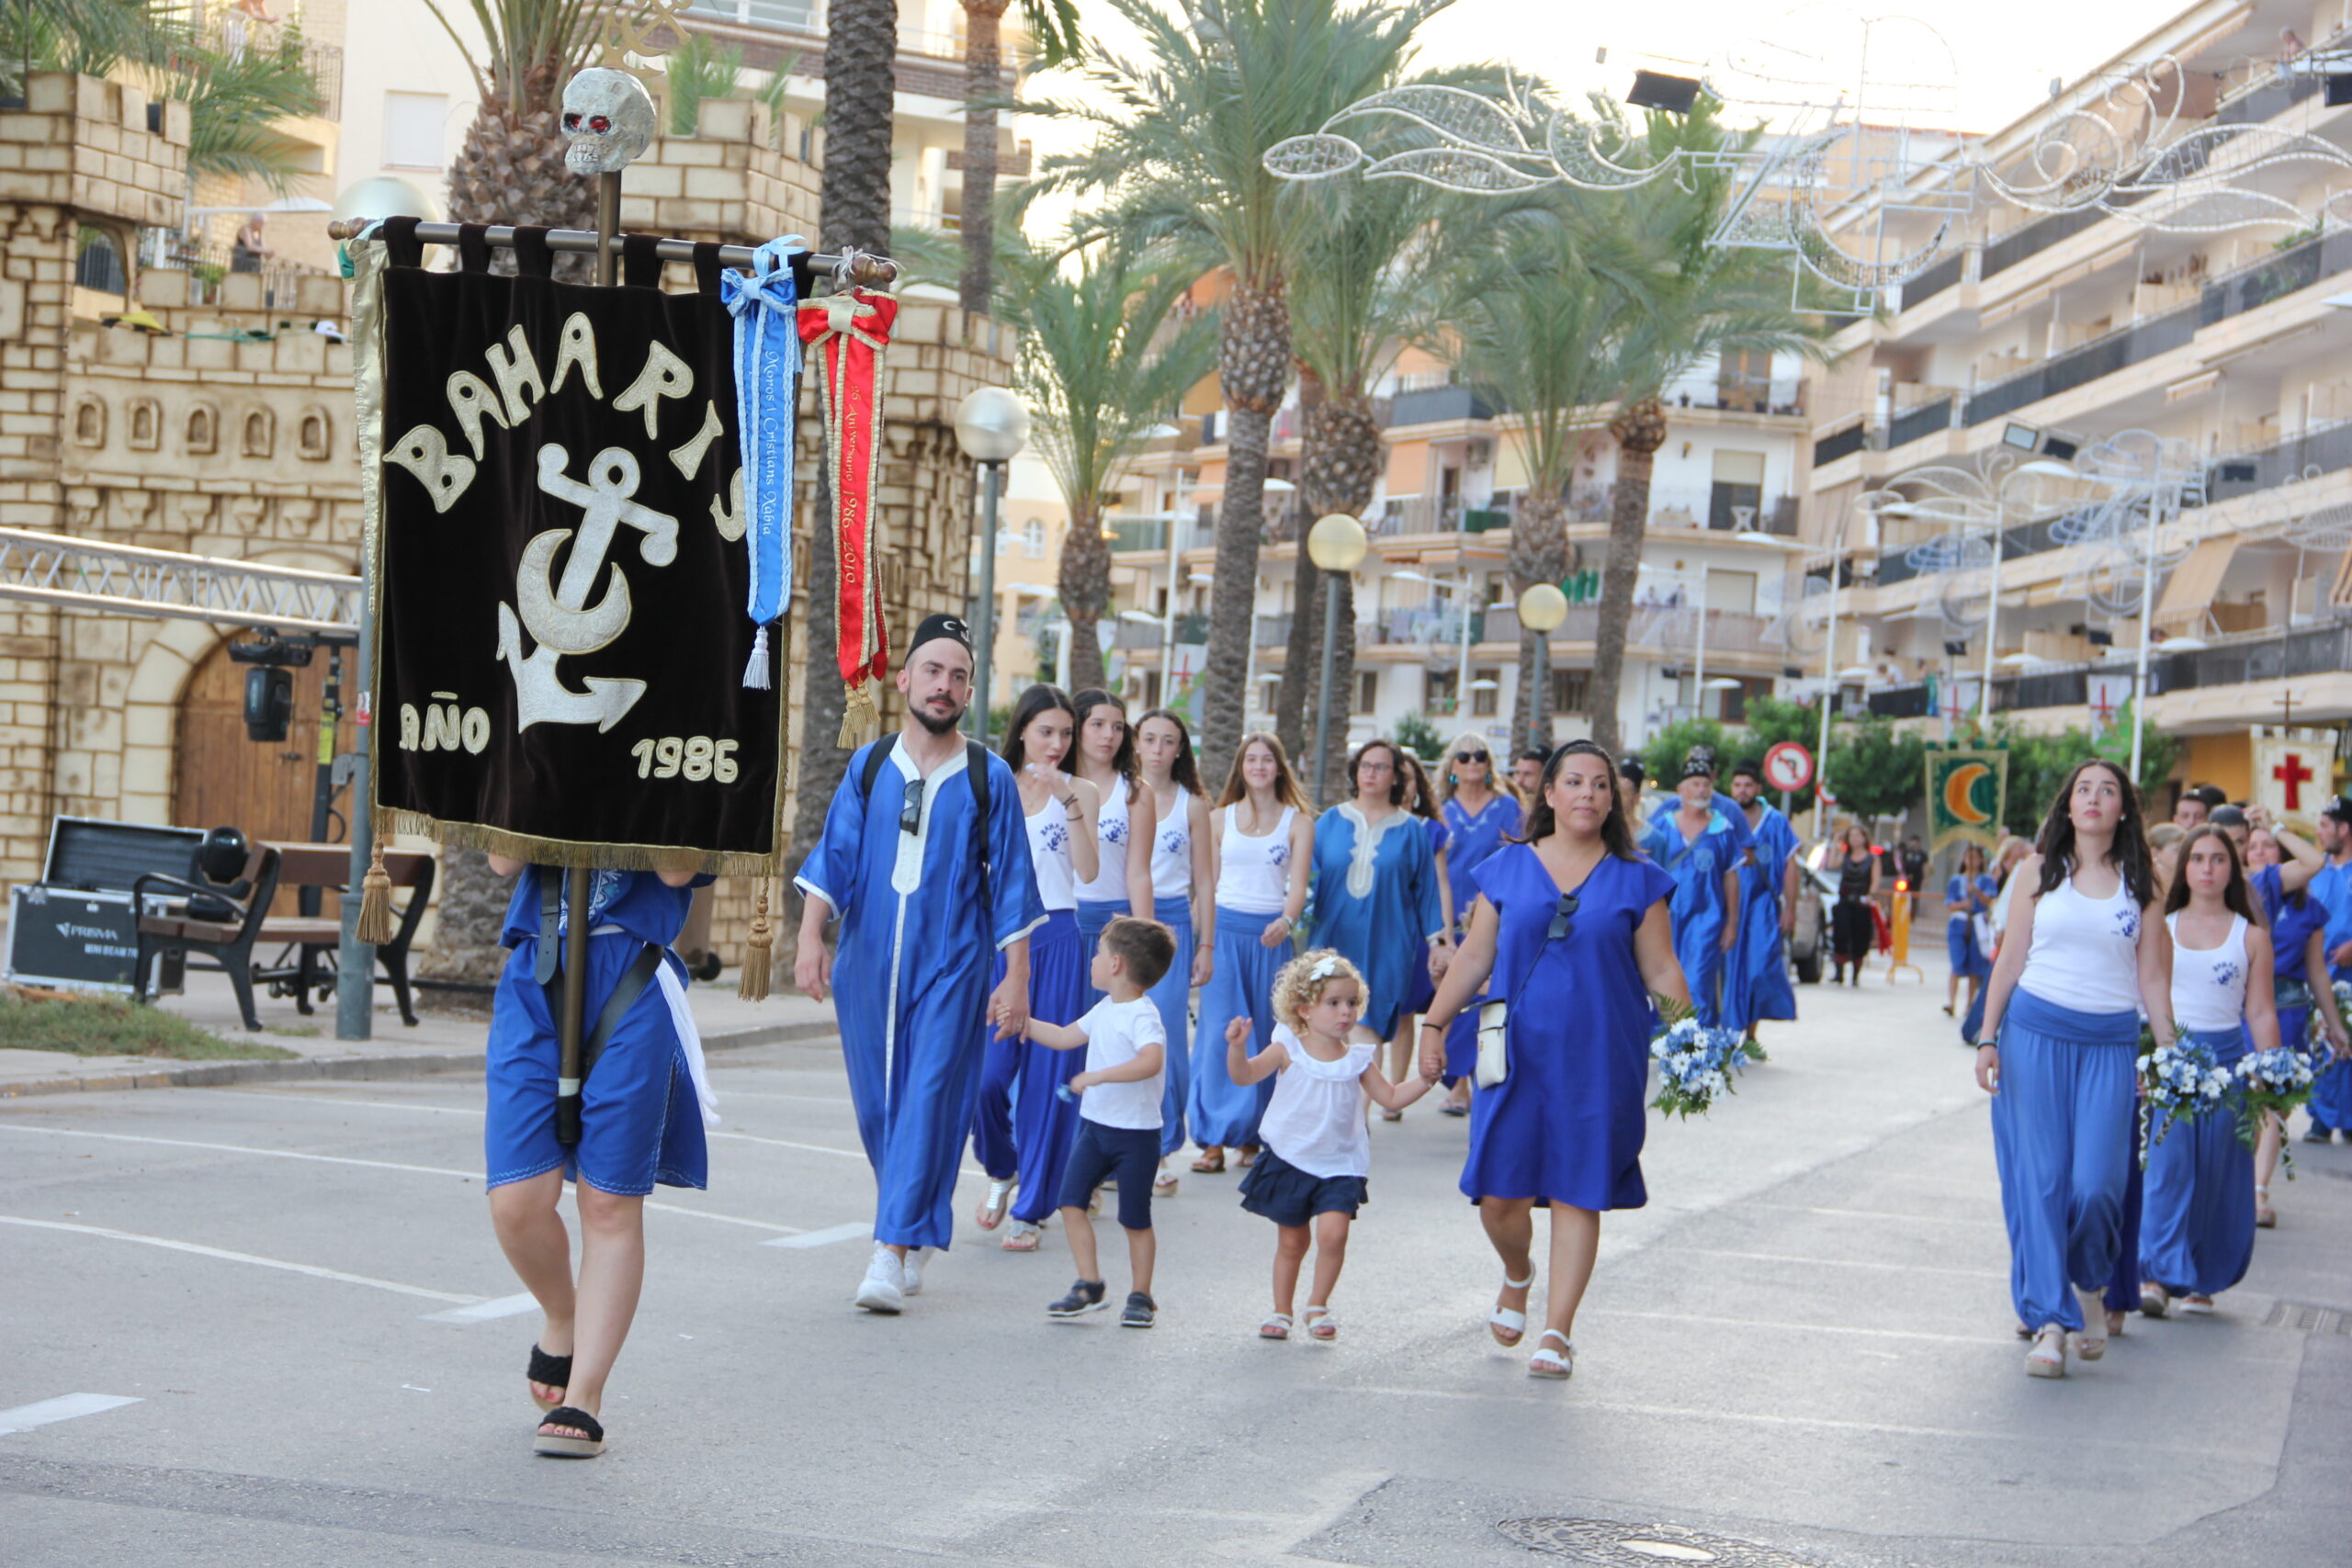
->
xmin=1925 ymin=746 xmax=2007 ymax=856
xmin=353 ymin=218 xmax=787 ymax=874
xmin=2086 ymin=672 xmax=2132 ymax=739
xmin=2253 ymin=727 xmax=2333 ymax=822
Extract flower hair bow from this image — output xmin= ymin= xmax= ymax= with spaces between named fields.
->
xmin=1308 ymin=954 xmax=1341 ymax=981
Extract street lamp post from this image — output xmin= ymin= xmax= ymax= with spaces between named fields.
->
xmin=954 ymin=388 xmax=1031 ymax=745
xmin=1517 ymin=581 xmax=1569 ymax=753
xmin=1306 ymin=513 xmax=1368 ymax=805
xmin=1979 ymin=458 xmax=2079 ymax=725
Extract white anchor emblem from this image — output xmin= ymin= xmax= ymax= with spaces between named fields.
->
xmin=496 ymin=443 xmax=679 ymax=731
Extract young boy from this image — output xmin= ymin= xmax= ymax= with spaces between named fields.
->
xmin=1023 ymin=915 xmax=1177 ymax=1327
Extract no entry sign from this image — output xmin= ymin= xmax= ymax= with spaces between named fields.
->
xmin=1764 ymin=740 xmax=1815 ymax=794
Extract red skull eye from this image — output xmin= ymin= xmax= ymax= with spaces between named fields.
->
xmin=590 ymin=115 xmax=611 ymax=132
xmin=563 ymin=112 xmax=580 ymax=129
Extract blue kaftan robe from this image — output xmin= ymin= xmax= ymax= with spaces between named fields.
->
xmin=1724 ymin=803 xmax=1800 ymax=1032
xmin=2311 ymin=863 xmax=2352 ymax=1132
xmin=796 ymin=740 xmax=1046 ymax=1250
xmin=1642 ymin=807 xmax=1740 ymax=1028
xmin=1308 ymin=805 xmax=1442 ymax=1039
xmin=1440 ymin=793 xmax=1523 ymax=1080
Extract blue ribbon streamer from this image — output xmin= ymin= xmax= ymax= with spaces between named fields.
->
xmin=720 ymin=236 xmax=804 ymax=688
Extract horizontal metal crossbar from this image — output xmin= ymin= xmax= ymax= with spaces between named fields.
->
xmin=0 ymin=529 xmax=359 ymax=634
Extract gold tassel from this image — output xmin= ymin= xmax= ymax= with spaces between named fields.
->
xmin=356 ymin=840 xmax=394 ymax=945
xmin=737 ymin=878 xmax=773 ymax=1001
xmin=837 ymin=680 xmax=877 ymax=747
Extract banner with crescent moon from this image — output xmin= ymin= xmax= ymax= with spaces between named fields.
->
xmin=357 ymin=220 xmax=787 ymax=874
xmin=1926 ymin=748 xmax=2007 ymax=856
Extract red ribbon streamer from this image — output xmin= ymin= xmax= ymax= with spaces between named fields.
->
xmin=798 ymin=289 xmax=899 ymax=723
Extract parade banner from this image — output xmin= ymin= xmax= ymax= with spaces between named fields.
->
xmin=2253 ymin=727 xmax=2334 ymax=820
xmin=1925 ymin=747 xmax=2007 ymax=855
xmin=356 ymin=219 xmax=786 ymax=874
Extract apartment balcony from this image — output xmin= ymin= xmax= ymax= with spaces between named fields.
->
xmin=1112 ymin=612 xmax=1209 ymax=650
xmin=1386 ymin=384 xmax=1500 ymax=427
xmin=1862 ymin=621 xmax=2352 ymax=720
xmin=201 ymin=10 xmax=343 ymax=120
xmin=1672 ymin=377 xmax=1807 ymax=418
xmin=1814 ymin=419 xmax=1869 ymax=467
xmin=1366 ymin=605 xmax=1485 ymax=647
xmin=678 ymin=1 xmax=985 ymax=89
xmin=1644 ymin=487 xmax=1801 ymax=535
xmin=1108 ymin=513 xmax=1170 ymax=553
xmin=1899 ymin=247 xmax=1971 ymax=310
xmin=2204 ymin=416 xmax=2352 ymax=505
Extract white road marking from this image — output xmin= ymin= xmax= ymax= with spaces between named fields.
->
xmin=761 ymin=1221 xmax=869 ymax=1249
xmin=198 ymin=1090 xmax=486 ymax=1116
xmin=1670 ymin=1247 xmax=2005 ymax=1281
xmin=690 ymin=1089 xmax=857 ymax=1107
xmin=0 ymin=1215 xmax=476 ymax=1303
xmin=0 ymin=1393 xmax=142 ymax=1438
xmin=0 ymin=1123 xmax=798 ymax=1235
xmin=1744 ymin=1201 xmax=2006 ymax=1228
xmin=1584 ymin=1309 xmax=1994 ymax=1347
xmin=420 ymin=1292 xmax=542 ymax=1324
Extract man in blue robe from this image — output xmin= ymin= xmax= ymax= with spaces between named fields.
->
xmin=795 ymin=615 xmax=1045 ymax=1313
xmin=2301 ymin=795 xmax=2352 ymax=1139
xmin=1722 ymin=760 xmax=1802 ymax=1048
xmin=1642 ymin=755 xmax=1742 ymax=1027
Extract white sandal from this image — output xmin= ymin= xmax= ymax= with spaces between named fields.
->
xmin=2073 ymin=1289 xmax=2107 ymax=1361
xmin=1000 ymin=1219 xmax=1043 ymax=1252
xmin=1489 ymin=1272 xmax=1535 ymax=1346
xmin=2026 ymin=1325 xmax=2067 ymax=1378
xmin=1528 ymin=1329 xmax=1573 ymax=1379
xmin=975 ymin=1179 xmax=1014 ymax=1231
xmin=1303 ymin=1305 xmax=1337 ymax=1342
xmin=1259 ymin=1312 xmax=1294 ymax=1340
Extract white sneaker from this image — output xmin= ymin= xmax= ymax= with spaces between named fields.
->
xmin=854 ymin=1244 xmax=905 ymax=1314
xmin=901 ymin=1247 xmax=926 ymax=1297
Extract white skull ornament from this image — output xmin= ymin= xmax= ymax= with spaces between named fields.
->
xmin=560 ymin=68 xmax=657 ymax=175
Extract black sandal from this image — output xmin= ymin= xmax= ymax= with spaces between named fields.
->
xmin=534 ymin=1405 xmax=605 ymax=1458
xmin=526 ymin=1345 xmax=571 ymax=1413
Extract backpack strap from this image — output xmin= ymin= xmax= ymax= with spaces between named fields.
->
xmin=965 ymin=740 xmax=992 ymax=918
xmin=857 ymin=733 xmax=898 ymax=802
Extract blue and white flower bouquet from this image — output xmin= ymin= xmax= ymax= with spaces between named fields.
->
xmin=1651 ymin=1016 xmax=1749 ymax=1119
xmin=2136 ymin=1032 xmax=2231 ymax=1160
xmin=2234 ymin=1043 xmax=2316 ymax=1163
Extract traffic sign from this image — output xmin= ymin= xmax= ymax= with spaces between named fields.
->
xmin=1763 ymin=740 xmax=1815 ymax=794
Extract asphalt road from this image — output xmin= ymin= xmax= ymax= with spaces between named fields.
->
xmin=3 ymin=969 xmax=2348 ymax=1568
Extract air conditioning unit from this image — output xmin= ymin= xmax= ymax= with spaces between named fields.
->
xmin=1467 ymin=440 xmax=1493 ymax=467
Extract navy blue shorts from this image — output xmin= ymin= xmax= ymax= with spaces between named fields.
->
xmin=1057 ymin=1119 xmax=1159 ymax=1231
xmin=484 ymin=936 xmax=707 ymax=1197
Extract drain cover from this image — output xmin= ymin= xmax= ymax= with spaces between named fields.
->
xmin=2263 ymin=1300 xmax=2351 ymax=1336
xmin=1497 ymin=1518 xmax=1825 ymax=1567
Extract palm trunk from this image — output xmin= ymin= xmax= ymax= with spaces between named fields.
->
xmin=1508 ymin=491 xmax=1568 ymax=754
xmin=1299 ymin=394 xmax=1379 ymax=802
xmin=789 ymin=0 xmax=897 ymax=917
xmin=956 ymin=0 xmax=1008 ymax=315
xmin=1272 ymin=372 xmax=1329 ymax=761
xmin=1198 ymin=275 xmax=1291 ymax=788
xmin=1589 ymin=398 xmax=1668 ymax=755
xmin=1059 ymin=497 xmax=1110 ymax=694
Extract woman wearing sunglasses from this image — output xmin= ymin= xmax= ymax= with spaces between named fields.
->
xmin=1433 ymin=735 xmax=1523 ymax=1115
xmin=1377 ymin=750 xmax=1455 ymax=1120
xmin=1308 ymin=739 xmax=1446 ymax=1074
xmin=1419 ymin=741 xmax=1690 ymax=1381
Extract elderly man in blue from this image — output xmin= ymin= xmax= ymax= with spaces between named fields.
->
xmin=795 ymin=615 xmax=1046 ymax=1316
xmin=1723 ymin=760 xmax=1802 ymax=1044
xmin=1641 ymin=754 xmax=1743 ymax=1027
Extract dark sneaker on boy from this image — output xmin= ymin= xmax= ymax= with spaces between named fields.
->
xmin=1048 ymin=1279 xmax=1107 ymax=1318
xmin=1122 ymin=1292 xmax=1157 ymax=1329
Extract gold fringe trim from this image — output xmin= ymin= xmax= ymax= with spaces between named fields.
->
xmin=375 ymin=807 xmax=782 ymax=880
xmin=737 ymin=877 xmax=773 ymax=1000
xmin=838 ymin=680 xmax=877 ymax=747
xmin=355 ymin=840 xmax=394 ymax=945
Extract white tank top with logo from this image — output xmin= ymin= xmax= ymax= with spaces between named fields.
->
xmin=1149 ymin=784 xmax=1193 ymax=899
xmin=1216 ymin=803 xmax=1295 ymax=914
xmin=1074 ymin=774 xmax=1134 ymax=904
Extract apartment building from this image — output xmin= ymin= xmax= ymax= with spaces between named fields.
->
xmin=1104 ymin=345 xmax=1815 ymax=753
xmin=1805 ymin=0 xmax=2352 ymax=798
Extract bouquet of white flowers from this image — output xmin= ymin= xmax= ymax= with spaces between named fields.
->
xmin=2234 ymin=1043 xmax=2317 ymax=1167
xmin=2136 ymin=1032 xmax=2232 ymax=1163
xmin=1651 ymin=1017 xmax=1749 ymax=1119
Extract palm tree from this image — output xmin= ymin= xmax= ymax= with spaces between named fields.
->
xmin=1580 ymin=99 xmax=1828 ymax=753
xmin=1033 ymin=0 xmax=1447 ymax=785
xmin=1283 ymin=169 xmax=1464 ymax=797
xmin=662 ymin=29 xmax=743 ymax=136
xmin=426 ymin=0 xmax=621 ymax=281
xmin=1451 ymin=197 xmax=1650 ymax=755
xmin=999 ymin=235 xmax=1217 ymax=694
xmin=956 ymin=0 xmax=1078 ymax=315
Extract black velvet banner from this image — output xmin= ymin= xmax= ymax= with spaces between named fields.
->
xmin=369 ymin=221 xmax=785 ymax=872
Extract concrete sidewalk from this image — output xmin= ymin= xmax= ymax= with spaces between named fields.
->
xmin=0 ymin=969 xmax=841 ymax=1098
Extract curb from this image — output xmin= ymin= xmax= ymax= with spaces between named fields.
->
xmin=0 ymin=1016 xmax=839 ymax=1101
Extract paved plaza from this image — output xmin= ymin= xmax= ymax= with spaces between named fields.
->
xmin=2 ymin=967 xmax=2348 ymax=1567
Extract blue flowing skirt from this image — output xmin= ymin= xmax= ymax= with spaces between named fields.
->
xmin=1189 ymin=907 xmax=1289 ymax=1148
xmin=1989 ymin=990 xmax=2139 ymax=1332
xmin=1147 ymin=895 xmax=1195 ymax=1158
xmin=1946 ymin=918 xmax=1990 ymax=980
xmin=2140 ymin=1028 xmax=2255 ymax=1297
xmin=970 ymin=908 xmax=1088 ymax=1224
xmin=1076 ymin=897 xmax=1125 ymax=1012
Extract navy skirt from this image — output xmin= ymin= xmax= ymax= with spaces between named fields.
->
xmin=1238 ymin=1147 xmax=1368 ymax=1226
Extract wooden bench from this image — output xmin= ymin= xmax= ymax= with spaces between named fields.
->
xmin=254 ymin=843 xmax=435 ymax=1027
xmin=132 ymin=842 xmax=283 ymax=1031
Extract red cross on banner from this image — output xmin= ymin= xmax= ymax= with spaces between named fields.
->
xmin=2275 ymin=750 xmax=2314 ymax=810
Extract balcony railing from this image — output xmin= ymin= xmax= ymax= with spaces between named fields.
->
xmin=1979 ymin=205 xmax=2104 ymax=281
xmin=1861 ymin=622 xmax=2352 ymax=716
xmin=1901 ymin=248 xmax=1969 ymax=309
xmin=1814 ymin=420 xmax=1870 ymax=467
xmin=1112 ymin=612 xmax=1209 ymax=650
xmin=1676 ymin=378 xmax=1805 ymax=417
xmin=1886 ymin=394 xmax=1956 ymax=450
xmin=201 ymin=10 xmax=342 ymax=119
xmin=2203 ymin=416 xmax=2352 ymax=505
xmin=1386 ymin=384 xmax=1498 ymax=426
xmin=1107 ymin=514 xmax=1169 ymax=553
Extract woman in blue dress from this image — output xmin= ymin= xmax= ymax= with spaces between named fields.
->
xmin=1136 ymin=707 xmax=1216 ymax=1191
xmin=1188 ymin=731 xmax=1315 ymax=1172
xmin=1419 ymin=740 xmax=1689 ymax=1382
xmin=1436 ymin=733 xmax=1523 ymax=1112
xmin=2243 ymin=821 xmax=2349 ymax=1228
xmin=1640 ymin=756 xmax=1741 ymax=1028
xmin=1308 ymin=739 xmax=1445 ymax=1050
xmin=1376 ymin=750 xmax=1453 ymax=1119
xmin=1944 ymin=841 xmax=1996 ymax=1019
xmin=968 ymin=684 xmax=1102 ymax=1251
xmin=2138 ymin=826 xmax=2271 ymax=1317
